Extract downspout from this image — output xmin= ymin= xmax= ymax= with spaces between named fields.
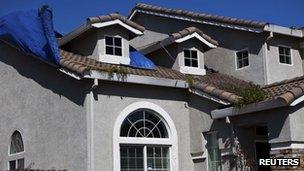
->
xmin=88 ymin=79 xmax=98 ymax=171
xmin=264 ymin=31 xmax=273 ymax=85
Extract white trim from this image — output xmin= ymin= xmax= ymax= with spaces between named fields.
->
xmin=188 ymin=88 xmax=230 ymax=105
xmin=99 ymin=55 xmax=130 ymax=65
xmin=264 ymin=24 xmax=303 ymax=38
xmin=278 ymin=45 xmax=293 ymax=66
xmin=113 ymin=101 xmax=179 ymax=171
xmin=271 ymin=142 xmax=304 ymax=151
xmin=91 ymin=19 xmax=143 ymax=35
xmin=290 ymin=94 xmax=304 ymax=106
xmin=179 ymin=66 xmax=206 ymax=75
xmin=84 ymin=70 xmax=188 ymax=89
xmin=59 ymin=68 xmax=81 ymax=80
xmin=175 ymin=32 xmax=217 ymax=48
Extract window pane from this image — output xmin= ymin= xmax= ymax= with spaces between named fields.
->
xmin=279 ymin=55 xmax=286 ymax=64
xmin=191 ymin=50 xmax=198 ymax=59
xmin=147 ymin=146 xmax=170 ymax=171
xmin=114 ymin=37 xmax=122 ymax=47
xmin=106 ymin=46 xmax=114 ymax=55
xmin=184 ymin=50 xmax=190 ymax=58
xmin=243 ymin=58 xmax=249 ymax=67
xmin=192 ymin=60 xmax=198 ymax=67
xmin=105 ymin=36 xmax=113 ymax=46
xmin=17 ymin=158 xmax=24 ymax=169
xmin=10 ymin=131 xmax=24 ymax=154
xmin=115 ymin=47 xmax=122 ymax=56
xmin=285 ymin=48 xmax=290 ymax=55
xmin=286 ymin=56 xmax=291 ymax=64
xmin=120 ymin=146 xmax=144 ymax=171
xmin=9 ymin=160 xmax=16 ymax=170
xmin=185 ymin=58 xmax=191 ymax=67
xmin=120 ymin=111 xmax=168 ymax=138
xmin=279 ymin=47 xmax=284 ymax=54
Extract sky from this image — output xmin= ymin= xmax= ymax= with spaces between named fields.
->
xmin=0 ymin=0 xmax=303 ymax=34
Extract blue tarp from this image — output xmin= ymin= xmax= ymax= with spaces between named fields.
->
xmin=130 ymin=50 xmax=156 ymax=70
xmin=0 ymin=6 xmax=60 ymax=64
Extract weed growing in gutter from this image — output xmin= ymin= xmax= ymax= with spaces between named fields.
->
xmin=222 ymin=83 xmax=266 ymax=107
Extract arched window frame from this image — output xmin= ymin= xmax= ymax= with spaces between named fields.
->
xmin=7 ymin=130 xmax=25 ymax=171
xmin=113 ymin=101 xmax=179 ymax=171
xmin=8 ymin=130 xmax=25 ymax=156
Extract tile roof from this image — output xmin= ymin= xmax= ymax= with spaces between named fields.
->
xmin=263 ymin=76 xmax=304 ymax=104
xmin=170 ymin=27 xmax=219 ymax=46
xmin=59 ymin=49 xmax=248 ymax=103
xmin=131 ymin=3 xmax=267 ymax=29
xmin=139 ymin=27 xmax=218 ymax=53
xmin=88 ymin=13 xmax=145 ymax=32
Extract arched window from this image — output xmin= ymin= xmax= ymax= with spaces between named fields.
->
xmin=10 ymin=131 xmax=24 ymax=154
xmin=116 ymin=108 xmax=176 ymax=171
xmin=8 ymin=131 xmax=24 ymax=170
xmin=120 ymin=110 xmax=168 ymax=138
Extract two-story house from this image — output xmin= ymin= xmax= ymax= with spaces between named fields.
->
xmin=0 ymin=3 xmax=304 ymax=171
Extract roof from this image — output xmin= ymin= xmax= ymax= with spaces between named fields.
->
xmin=58 ymin=13 xmax=145 ymax=46
xmin=130 ymin=3 xmax=267 ymax=29
xmin=139 ymin=27 xmax=218 ymax=54
xmin=59 ymin=49 xmax=249 ymax=103
xmin=88 ymin=13 xmax=145 ymax=32
xmin=263 ymin=76 xmax=304 ymax=104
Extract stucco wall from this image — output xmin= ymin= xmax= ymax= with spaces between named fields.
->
xmin=90 ymin=81 xmax=212 ymax=171
xmin=0 ymin=42 xmax=88 ymax=171
xmin=131 ymin=13 xmax=268 ymax=85
xmin=266 ymin=35 xmax=303 ymax=84
xmin=131 ymin=13 xmax=304 ymax=86
xmin=64 ymin=25 xmax=130 ymax=63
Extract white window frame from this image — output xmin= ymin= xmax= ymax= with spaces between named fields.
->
xmin=278 ymin=45 xmax=293 ymax=66
xmin=183 ymin=49 xmax=199 ymax=68
xmin=7 ymin=130 xmax=25 ymax=170
xmin=8 ymin=158 xmax=25 ymax=171
xmin=235 ymin=48 xmax=250 ymax=70
xmin=104 ymin=35 xmax=123 ymax=57
xmin=113 ymin=101 xmax=179 ymax=171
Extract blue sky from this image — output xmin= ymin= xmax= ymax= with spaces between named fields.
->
xmin=1 ymin=0 xmax=303 ymax=34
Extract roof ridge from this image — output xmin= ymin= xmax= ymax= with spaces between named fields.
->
xmin=133 ymin=3 xmax=267 ymax=28
xmin=87 ymin=13 xmax=145 ymax=32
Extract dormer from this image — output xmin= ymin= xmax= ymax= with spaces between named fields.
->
xmin=59 ymin=13 xmax=145 ymax=65
xmin=138 ymin=27 xmax=218 ymax=76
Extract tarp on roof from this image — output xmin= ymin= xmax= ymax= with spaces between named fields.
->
xmin=129 ymin=49 xmax=156 ymax=70
xmin=0 ymin=6 xmax=60 ymax=64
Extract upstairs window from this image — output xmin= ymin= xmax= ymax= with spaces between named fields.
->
xmin=236 ymin=50 xmax=249 ymax=69
xmin=184 ymin=50 xmax=198 ymax=67
xmin=279 ymin=46 xmax=292 ymax=65
xmin=105 ymin=36 xmax=122 ymax=56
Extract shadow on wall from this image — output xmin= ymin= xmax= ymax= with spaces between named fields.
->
xmin=93 ymin=80 xmax=187 ymax=101
xmin=0 ymin=41 xmax=90 ymax=106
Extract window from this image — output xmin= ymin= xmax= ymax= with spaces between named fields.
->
xmin=10 ymin=131 xmax=24 ymax=154
xmin=119 ymin=110 xmax=171 ymax=171
xmin=279 ymin=46 xmax=291 ymax=64
xmin=184 ymin=50 xmax=198 ymax=67
xmin=105 ymin=36 xmax=122 ymax=56
xmin=205 ymin=131 xmax=222 ymax=171
xmin=8 ymin=131 xmax=25 ymax=170
xmin=236 ymin=50 xmax=249 ymax=69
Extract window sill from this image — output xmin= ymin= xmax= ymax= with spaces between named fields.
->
xmin=99 ymin=55 xmax=130 ymax=65
xmin=179 ymin=66 xmax=206 ymax=76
